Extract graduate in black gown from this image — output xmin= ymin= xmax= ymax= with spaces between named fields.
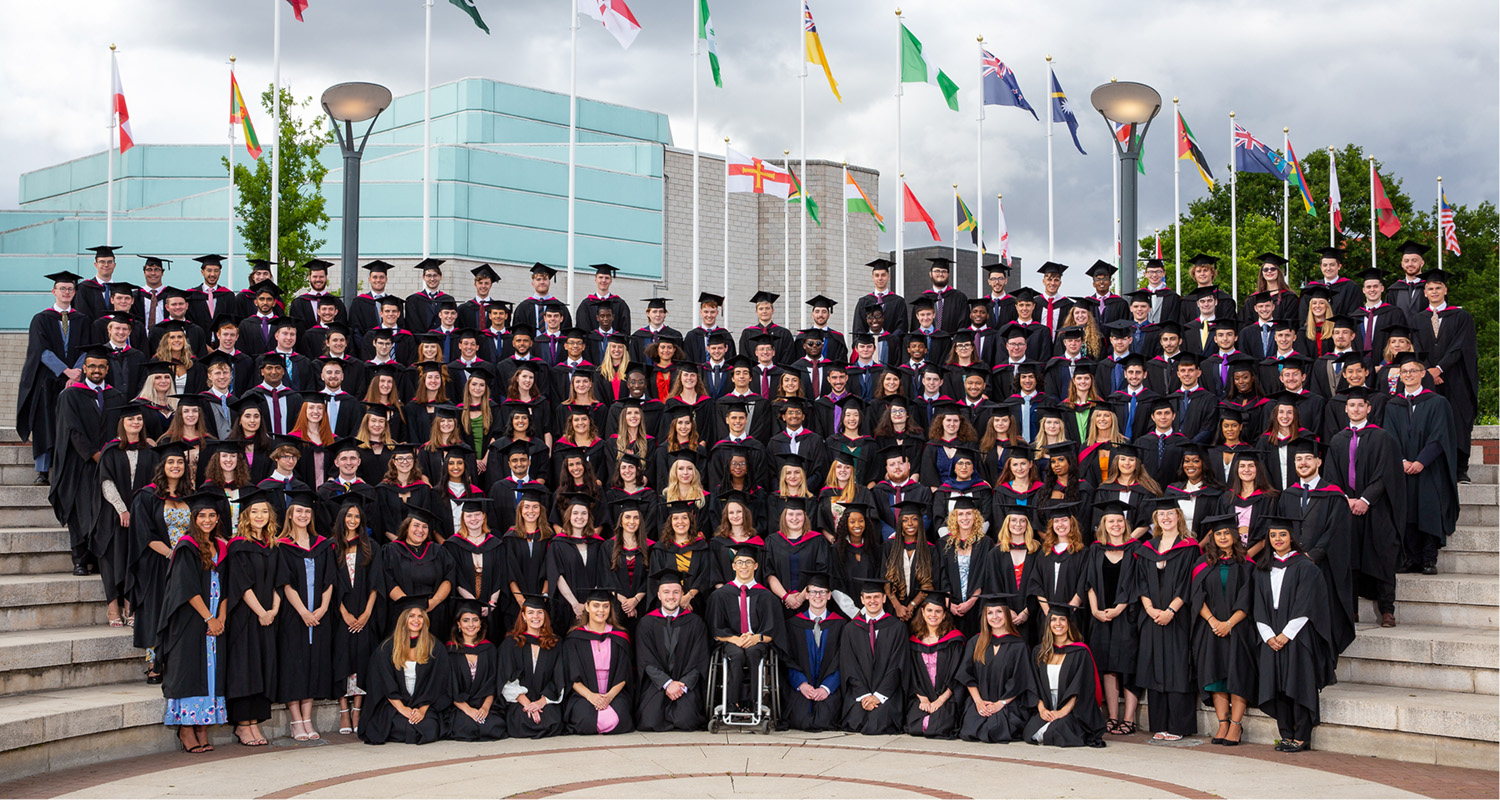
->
xmin=1254 ymin=519 xmax=1337 ymax=753
xmin=782 ymin=571 xmax=846 ymax=731
xmin=1383 ymin=354 xmax=1460 ymax=575
xmin=1023 ymin=604 xmax=1107 ymax=747
xmin=559 ymin=588 xmax=635 ymax=734
xmin=361 ymin=597 xmax=452 ymax=745
xmin=904 ymin=592 xmax=966 ymax=739
xmin=445 ymin=600 xmax=507 ymax=741
xmin=1275 ymin=439 xmax=1355 ymax=652
xmin=706 ymin=545 xmax=786 ymax=715
xmin=380 ymin=506 xmax=455 ymax=637
xmin=223 ymin=489 xmax=282 ymax=746
xmin=442 ymin=497 xmax=510 ymax=630
xmin=546 ymin=494 xmax=609 ymax=633
xmin=1079 ymin=500 xmax=1143 ymax=737
xmin=956 ymin=594 xmax=1038 ymax=743
xmin=50 ymin=345 xmax=123 ymax=574
xmin=1323 ymin=387 xmax=1405 ymax=626
xmin=1190 ymin=516 xmax=1257 ymax=747
xmin=97 ymin=403 xmax=158 ymax=626
xmin=273 ymin=491 xmax=337 ymax=741
xmin=157 ymin=493 xmax=232 ymax=754
xmin=634 ymin=569 xmax=711 ymax=731
xmin=839 ymin=577 xmax=909 ymax=734
xmin=329 ymin=496 xmax=382 ymax=734
xmin=1133 ymin=498 xmax=1200 ymax=740
xmin=497 ymin=594 xmax=567 ymax=738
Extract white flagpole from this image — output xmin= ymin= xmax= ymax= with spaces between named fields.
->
xmin=1328 ymin=147 xmax=1337 ymax=247
xmin=1112 ymin=131 xmax=1120 ymax=268
xmin=692 ymin=0 xmax=701 ymax=328
xmin=1369 ymin=157 xmax=1376 ymax=270
xmin=1172 ymin=98 xmax=1181 ymax=291
xmin=107 ymin=44 xmax=116 ymax=247
xmin=952 ymin=184 xmax=959 ymax=267
xmin=997 ymin=192 xmax=1003 ymax=272
xmin=1229 ymin=111 xmax=1237 ymax=293
xmin=723 ymin=137 xmax=731 ymax=328
xmin=1282 ymin=127 xmax=1290 ymax=263
xmin=1046 ymin=54 xmax=1055 ymax=261
xmin=842 ymin=160 xmax=849 ymax=333
xmin=1437 ymin=176 xmax=1444 ymax=271
xmin=894 ymin=9 xmax=904 ymax=295
xmin=784 ymin=151 xmax=792 ymax=327
xmin=568 ymin=0 xmax=579 ymax=308
xmin=423 ymin=0 xmax=433 ymax=259
xmin=272 ymin=0 xmax=281 ymax=279
xmin=975 ymin=35 xmax=984 ymax=291
xmin=798 ymin=0 xmax=808 ymax=329
xmin=229 ymin=56 xmax=238 ymax=290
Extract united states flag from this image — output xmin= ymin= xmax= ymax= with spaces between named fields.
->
xmin=1441 ymin=190 xmax=1462 ymax=256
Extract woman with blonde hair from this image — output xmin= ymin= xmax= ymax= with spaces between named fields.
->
xmin=1056 ymin=304 xmax=1104 ymax=359
xmin=596 ymin=334 xmax=633 ymax=404
xmin=767 ymin=456 xmax=814 ymax=525
xmin=987 ymin=507 xmax=1040 ymax=643
xmin=1134 ymin=498 xmax=1200 ymax=741
xmin=1061 ymin=370 xmax=1103 ymax=444
xmin=1090 ymin=443 xmax=1163 ymax=533
xmin=955 ymin=595 xmax=1037 ymax=743
xmin=936 ymin=497 xmax=993 ymax=637
xmin=135 ymin=362 xmax=177 ymax=440
xmin=1300 ymin=287 xmax=1335 ymax=357
xmin=1079 ymin=408 xmax=1126 ymax=486
xmin=153 ymin=323 xmax=196 ymax=394
xmin=404 ymin=362 xmax=451 ymax=445
xmin=1081 ymin=499 xmax=1144 ymax=737
xmin=814 ymin=451 xmax=875 ymax=535
xmin=648 ymin=406 xmax=706 ymax=490
xmin=223 ymin=488 xmax=280 ymax=746
xmin=1023 ymin=605 xmax=1106 ymax=747
xmin=354 ymin=406 xmax=397 ymax=484
xmin=359 ymin=599 xmax=451 ymax=745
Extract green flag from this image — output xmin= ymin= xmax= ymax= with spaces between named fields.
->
xmin=449 ymin=0 xmax=489 ymax=34
xmin=788 ymin=166 xmax=821 ymax=226
xmin=900 ymin=24 xmax=958 ymax=112
xmin=699 ymin=0 xmax=722 ymax=88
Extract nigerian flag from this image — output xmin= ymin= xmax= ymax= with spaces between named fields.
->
xmin=900 ymin=24 xmax=958 ymax=111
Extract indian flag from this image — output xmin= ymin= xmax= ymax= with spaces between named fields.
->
xmin=230 ymin=72 xmax=261 ymax=160
xmin=845 ymin=172 xmax=884 ymax=232
xmin=699 ymin=0 xmax=721 ymax=87
xmin=900 ymin=23 xmax=959 ymax=112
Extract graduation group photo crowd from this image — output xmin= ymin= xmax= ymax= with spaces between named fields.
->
xmin=14 ymin=241 xmax=1479 ymax=758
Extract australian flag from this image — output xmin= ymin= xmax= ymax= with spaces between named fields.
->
xmin=1050 ymin=71 xmax=1087 ymax=155
xmin=1232 ymin=123 xmax=1290 ymax=180
xmin=981 ymin=49 xmax=1037 ymax=119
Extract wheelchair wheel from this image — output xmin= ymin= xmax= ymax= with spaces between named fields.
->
xmin=705 ymin=651 xmax=721 ymax=721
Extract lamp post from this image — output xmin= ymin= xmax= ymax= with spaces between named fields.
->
xmin=322 ymin=81 xmax=393 ymax=300
xmin=1090 ymin=80 xmax=1161 ymax=291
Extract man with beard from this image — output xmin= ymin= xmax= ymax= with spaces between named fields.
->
xmin=1323 ymin=387 xmax=1406 ymax=627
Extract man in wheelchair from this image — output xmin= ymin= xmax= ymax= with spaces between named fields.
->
xmin=706 ymin=545 xmax=787 ymax=713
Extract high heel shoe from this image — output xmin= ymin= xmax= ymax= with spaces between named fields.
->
xmin=291 ymin=719 xmax=311 ymax=741
xmin=1222 ymin=719 xmax=1243 ymax=746
xmin=338 ymin=708 xmax=354 ymax=735
xmin=1211 ymin=718 xmax=1228 ymax=745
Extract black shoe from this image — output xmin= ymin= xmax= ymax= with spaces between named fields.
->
xmin=1421 ymin=563 xmax=1438 ymax=575
xmin=33 ymin=473 xmax=49 ymax=486
xmin=1274 ymin=740 xmax=1288 ymax=752
xmin=1087 ymin=739 xmax=1107 ymax=748
xmin=1396 ymin=562 xmax=1421 ymax=574
xmin=145 ymin=673 xmax=163 ymax=685
xmin=72 ymin=564 xmax=89 ymax=576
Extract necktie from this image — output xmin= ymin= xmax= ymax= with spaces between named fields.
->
xmin=1347 ymin=432 xmax=1358 ymax=487
xmin=207 ymin=293 xmax=216 ymax=318
xmin=867 ymin=617 xmax=877 ymax=652
xmin=1301 ymin=484 xmax=1310 ymax=512
xmin=813 ymin=618 xmax=823 ymax=647
xmin=1127 ymin=394 xmax=1139 ymax=436
xmin=860 ymin=372 xmax=871 ymax=398
xmin=1200 ymin=324 xmax=1210 ymax=350
xmin=1021 ymin=398 xmax=1033 ymax=441
xmin=95 ymin=387 xmax=104 ymax=411
xmin=1220 ymin=360 xmax=1229 ymax=387
xmin=1045 ymin=298 xmax=1056 ymax=331
xmin=1262 ymin=325 xmax=1272 ymax=355
xmin=1113 ymin=360 xmax=1125 ymax=393
xmin=760 ymin=369 xmax=770 ymax=397
xmin=148 ymin=292 xmax=160 ymax=327
xmin=1430 ymin=310 xmax=1441 ymax=339
xmin=739 ymin=585 xmax=750 ymax=634
xmin=59 ymin=313 xmax=69 ymax=344
xmin=1364 ymin=314 xmax=1376 ymax=349
xmin=935 ymin=293 xmax=945 ymax=327
xmin=270 ymin=389 xmax=284 ymax=433
xmin=260 ymin=316 xmax=271 ymax=343
xmin=1158 ymin=432 xmax=1166 ymax=463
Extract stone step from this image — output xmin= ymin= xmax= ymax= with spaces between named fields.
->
xmin=1448 ymin=526 xmax=1497 ymax=555
xmin=0 ymin=488 xmax=59 ymax=529
xmin=1359 ymin=596 xmax=1497 ymax=629
xmin=1439 ymin=550 xmax=1499 ymax=575
xmin=1194 ymin=681 xmax=1498 ymax=768
xmin=1458 ymin=503 xmax=1497 ymax=527
xmin=1467 ymin=463 xmax=1499 ymax=484
xmin=1457 ymin=483 xmax=1498 ymax=507
xmin=0 ymin=626 xmax=144 ymax=696
xmin=0 ymin=574 xmax=108 ymax=632
xmin=0 ymin=446 xmax=32 ymax=467
xmin=1339 ymin=623 xmax=1498 ymax=695
xmin=1354 ymin=572 xmax=1499 ymax=629
xmin=0 ymin=683 xmax=348 ymax=781
xmin=0 ymin=528 xmax=70 ymax=576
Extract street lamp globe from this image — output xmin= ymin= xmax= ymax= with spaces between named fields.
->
xmin=1090 ymin=81 xmax=1162 ymax=126
xmin=321 ymin=82 xmax=392 ymax=123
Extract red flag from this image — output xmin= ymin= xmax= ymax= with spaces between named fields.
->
xmin=1372 ymin=170 xmax=1401 ymax=238
xmin=286 ymin=0 xmax=308 ymax=21
xmin=111 ymin=57 xmax=133 ymax=154
xmin=903 ymin=181 xmax=940 ymax=241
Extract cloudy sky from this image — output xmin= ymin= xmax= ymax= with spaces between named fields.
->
xmin=3 ymin=0 xmax=1496 ymax=290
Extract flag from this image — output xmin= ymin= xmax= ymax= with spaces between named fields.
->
xmin=995 ymin=196 xmax=1011 ymax=266
xmin=699 ymin=0 xmax=721 ymax=86
xmin=1176 ymin=111 xmax=1214 ymax=187
xmin=955 ymin=193 xmax=984 ymax=252
xmin=450 ymin=0 xmax=490 ymax=34
xmin=803 ymin=2 xmax=839 ymax=102
xmin=285 ymin=0 xmax=308 ymax=21
xmin=1329 ymin=149 xmax=1343 ymax=230
xmin=900 ymin=24 xmax=959 ymax=112
xmin=903 ymin=181 xmax=940 ymax=241
xmin=788 ymin=166 xmax=821 ymax=226
xmin=726 ymin=147 xmax=792 ymax=198
xmin=1114 ymin=122 xmax=1145 ymax=174
xmin=980 ymin=49 xmax=1036 ymax=119
xmin=230 ymin=73 xmax=261 ymax=159
xmin=1154 ymin=231 xmax=1162 ymax=260
xmin=1231 ymin=123 xmax=1288 ymax=179
xmin=1372 ymin=169 xmax=1401 ymax=238
xmin=1441 ymin=190 xmax=1461 ymax=255
xmin=111 ymin=57 xmax=133 ymax=154
xmin=844 ymin=172 xmax=885 ymax=232
xmin=1049 ymin=70 xmax=1086 ymax=155
xmin=579 ymin=0 xmax=640 ymax=49
xmin=1286 ymin=139 xmax=1316 ymax=217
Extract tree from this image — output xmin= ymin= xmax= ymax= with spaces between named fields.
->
xmin=1142 ymin=143 xmax=1497 ymax=417
xmin=223 ymin=85 xmax=332 ymax=296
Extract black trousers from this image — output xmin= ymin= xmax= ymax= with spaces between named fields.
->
xmin=1404 ymin=525 xmax=1442 ymax=568
xmin=1355 ymin=573 xmax=1396 ymax=614
xmin=67 ymin=520 xmax=94 ymax=568
xmin=1148 ymin=689 xmax=1197 ymax=737
xmin=721 ymin=642 xmax=770 ymax=710
xmin=1264 ymin=695 xmax=1314 ymax=742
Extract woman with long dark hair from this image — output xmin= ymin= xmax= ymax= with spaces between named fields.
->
xmin=1216 ymin=451 xmax=1279 ymax=560
xmin=497 ymin=595 xmax=566 ymax=738
xmin=904 ymin=593 xmax=966 ymax=739
xmin=884 ymin=501 xmax=936 ymax=622
xmin=1253 ymin=518 xmax=1336 ymax=753
xmin=130 ymin=442 xmax=194 ymax=684
xmin=274 ymin=491 xmax=336 ymax=742
xmin=359 ymin=599 xmax=451 ymax=745
xmin=223 ymin=488 xmax=280 ymax=746
xmin=157 ymin=493 xmax=232 ymax=754
xmin=1081 ymin=500 xmax=1143 ymax=737
xmin=380 ymin=506 xmax=454 ymax=636
xmin=956 ymin=596 xmax=1036 ymax=742
xmin=607 ymin=498 xmax=653 ymax=629
xmin=330 ymin=495 xmax=380 ymax=736
xmin=445 ymin=600 xmax=507 ymax=741
xmin=1191 ymin=516 xmax=1256 ymax=747
xmin=1022 ymin=605 xmax=1106 ymax=747
xmin=99 ymin=402 xmax=158 ymax=627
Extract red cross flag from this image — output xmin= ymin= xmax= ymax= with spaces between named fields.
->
xmin=726 ymin=147 xmax=792 ymax=199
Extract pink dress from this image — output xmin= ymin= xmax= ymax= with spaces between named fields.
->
xmin=591 ymin=629 xmax=619 ymax=733
xmin=920 ymin=651 xmax=939 ymax=732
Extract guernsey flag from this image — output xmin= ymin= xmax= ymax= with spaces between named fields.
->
xmin=844 ymin=172 xmax=884 ymax=232
xmin=230 ymin=73 xmax=262 ymax=159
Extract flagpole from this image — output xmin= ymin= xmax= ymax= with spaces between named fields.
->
xmin=107 ymin=44 xmax=116 ymax=247
xmin=952 ymin=184 xmax=959 ymax=267
xmin=568 ymin=0 xmax=579 ymax=309
xmin=1328 ymin=147 xmax=1337 ymax=247
xmin=1437 ymin=176 xmax=1444 ymax=271
xmin=422 ymin=0 xmax=433 ymax=260
xmin=1369 ymin=157 xmax=1376 ymax=271
xmin=785 ymin=150 xmax=792 ymax=327
xmin=691 ymin=0 xmax=702 ymax=330
xmin=894 ymin=9 xmax=905 ymax=295
xmin=1282 ymin=127 xmax=1290 ymax=263
xmin=272 ymin=0 xmax=281 ymax=280
xmin=1229 ymin=111 xmax=1237 ymax=295
xmin=229 ymin=55 xmax=238 ymax=290
xmin=1046 ymin=54 xmax=1055 ymax=261
xmin=723 ymin=137 xmax=731 ymax=328
xmin=975 ymin=35 xmax=984 ymax=292
xmin=1112 ymin=128 xmax=1120 ymax=268
xmin=842 ymin=160 xmax=849 ymax=334
xmin=1172 ymin=98 xmax=1181 ymax=292
xmin=798 ymin=0 xmax=808 ymax=329
xmin=997 ymin=192 xmax=1003 ymax=271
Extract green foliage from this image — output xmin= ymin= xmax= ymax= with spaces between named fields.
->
xmin=223 ymin=85 xmax=332 ymax=295
xmin=1142 ymin=143 xmax=1496 ymax=416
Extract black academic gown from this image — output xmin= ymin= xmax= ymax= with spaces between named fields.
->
xmin=1078 ymin=541 xmax=1142 ymax=681
xmin=96 ymin=441 xmax=157 ymax=603
xmin=331 ymin=539 xmax=383 ymax=696
xmin=1189 ymin=558 xmax=1258 ymax=704
xmin=634 ymin=608 xmax=711 ymax=731
xmin=379 ymin=541 xmax=455 ymax=636
xmin=1021 ymin=642 xmax=1106 ymax=747
xmin=559 ymin=625 xmax=635 ymax=734
xmin=1132 ymin=535 xmax=1199 ymax=697
xmin=497 ymin=634 xmax=567 ymax=738
xmin=763 ymin=529 xmax=833 ymax=605
xmin=18 ymin=307 xmax=88 ymax=459
xmin=445 ymin=640 xmax=508 ymax=740
xmin=273 ymin=535 xmax=337 ymax=702
xmin=158 ymin=536 xmax=229 ymax=701
xmin=545 ymin=535 xmax=608 ymax=633
xmin=1253 ymin=553 xmax=1336 ymax=728
xmin=223 ymin=537 xmax=282 ymax=710
xmin=955 ymin=634 xmax=1037 ymax=742
xmin=1414 ymin=306 xmax=1479 ymax=441
xmin=48 ymin=382 xmax=122 ymax=550
xmin=904 ymin=631 xmax=966 ymax=738
xmin=783 ymin=610 xmax=847 ymax=731
xmin=1384 ymin=391 xmax=1460 ymax=546
xmin=1277 ymin=483 xmax=1356 ymax=654
xmin=838 ymin=612 xmax=909 ymax=734
xmin=443 ymin=533 xmax=511 ymax=626
xmin=1324 ymin=424 xmax=1406 ymax=596
xmin=360 ymin=637 xmax=451 ymax=744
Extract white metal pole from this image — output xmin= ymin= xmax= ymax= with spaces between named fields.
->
xmin=976 ymin=35 xmax=984 ymax=291
xmin=799 ymin=0 xmax=808 ymax=329
xmin=1046 ymin=55 xmax=1055 ymax=262
xmin=1329 ymin=147 xmax=1337 ymax=247
xmin=1229 ymin=112 xmax=1237 ymax=294
xmin=1112 ymin=134 xmax=1120 ymax=268
xmin=723 ymin=137 xmax=731 ymax=328
xmin=423 ymin=0 xmax=433 ymax=259
xmin=692 ymin=0 xmax=701 ymax=329
xmin=107 ymin=45 xmax=116 ymax=247
xmin=842 ymin=160 xmax=849 ymax=334
xmin=997 ymin=192 xmax=1003 ymax=271
xmin=894 ymin=9 xmax=904 ymax=296
xmin=229 ymin=55 xmax=237 ymax=290
xmin=1369 ymin=157 xmax=1377 ymax=270
xmin=568 ymin=0 xmax=579 ymax=308
xmin=1282 ymin=127 xmax=1290 ymax=263
xmin=1437 ymin=176 xmax=1444 ymax=271
xmin=1172 ymin=98 xmax=1180 ymax=292
xmin=784 ymin=151 xmax=791 ymax=327
xmin=272 ymin=0 xmax=281 ymax=279
xmin=952 ymin=184 xmax=959 ymax=267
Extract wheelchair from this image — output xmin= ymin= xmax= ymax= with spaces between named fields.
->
xmin=704 ymin=643 xmax=783 ymax=734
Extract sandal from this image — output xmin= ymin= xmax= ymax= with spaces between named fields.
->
xmin=291 ymin=719 xmax=311 ymax=742
xmin=1222 ymin=719 xmax=1243 ymax=746
xmin=1157 ymin=732 xmax=1184 ymax=742
xmin=1115 ymin=720 xmax=1137 ymax=735
xmin=1104 ymin=718 xmax=1124 ymax=735
xmin=338 ymin=708 xmax=354 ymax=735
xmin=235 ymin=725 xmax=267 ymax=747
xmin=188 ymin=744 xmax=212 ymax=754
xmin=1211 ymin=718 xmax=1229 ymax=745
xmin=108 ymin=615 xmax=125 ymax=628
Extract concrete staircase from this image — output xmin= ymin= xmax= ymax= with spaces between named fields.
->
xmin=0 ymin=439 xmax=1494 ymax=780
